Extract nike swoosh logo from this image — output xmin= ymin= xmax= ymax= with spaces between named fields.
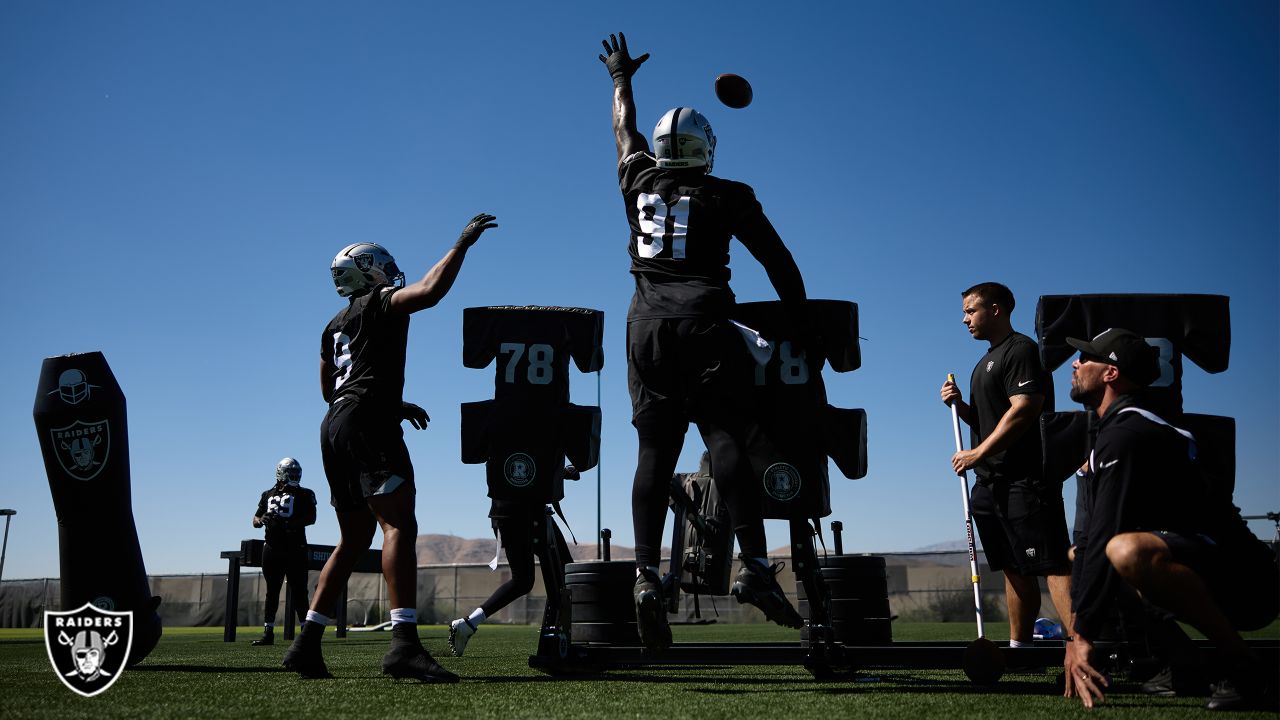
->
xmin=1017 ymin=380 xmax=1032 ymax=387
xmin=1099 ymin=459 xmax=1119 ymax=468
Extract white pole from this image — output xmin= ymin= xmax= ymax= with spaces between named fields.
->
xmin=946 ymin=376 xmax=985 ymax=639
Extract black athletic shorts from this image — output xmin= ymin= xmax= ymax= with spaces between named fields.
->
xmin=626 ymin=317 xmax=752 ymax=426
xmin=1153 ymin=529 xmax=1280 ymax=632
xmin=971 ymin=478 xmax=1071 ymax=575
xmin=320 ymin=397 xmax=415 ymax=512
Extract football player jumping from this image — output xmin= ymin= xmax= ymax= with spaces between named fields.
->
xmin=599 ymin=32 xmax=809 ymax=651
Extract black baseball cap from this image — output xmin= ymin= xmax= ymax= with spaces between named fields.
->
xmin=1066 ymin=328 xmax=1161 ymax=387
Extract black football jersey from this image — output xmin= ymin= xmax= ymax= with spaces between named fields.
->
xmin=256 ymin=485 xmax=317 ymax=546
xmin=618 ymin=152 xmax=805 ymax=320
xmin=320 ymin=287 xmax=409 ymax=411
xmin=968 ymin=331 xmax=1054 ymax=484
xmin=462 ymin=306 xmax=604 ymax=407
xmin=733 ymin=300 xmax=866 ymax=519
xmin=461 ymin=399 xmax=600 ymax=513
xmin=1036 ymin=293 xmax=1230 ymax=419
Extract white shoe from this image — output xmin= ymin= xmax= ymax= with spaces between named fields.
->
xmin=448 ymin=617 xmax=477 ymax=657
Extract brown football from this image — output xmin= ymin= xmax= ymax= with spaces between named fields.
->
xmin=715 ymin=73 xmax=753 ymax=109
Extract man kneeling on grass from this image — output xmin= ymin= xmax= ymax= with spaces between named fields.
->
xmin=1062 ymin=329 xmax=1278 ymax=712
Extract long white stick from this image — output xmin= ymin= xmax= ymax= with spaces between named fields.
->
xmin=947 ymin=373 xmax=986 ymax=639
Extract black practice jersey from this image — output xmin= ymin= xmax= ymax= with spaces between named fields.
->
xmin=618 ymin=152 xmax=805 ymax=320
xmin=968 ymin=331 xmax=1053 ymax=484
xmin=462 ymin=306 xmax=604 ymax=407
xmin=321 ymin=286 xmax=409 ymax=412
xmin=256 ymin=485 xmax=317 ymax=547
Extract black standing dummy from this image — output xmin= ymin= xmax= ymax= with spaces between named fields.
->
xmin=33 ymin=352 xmax=162 ymax=666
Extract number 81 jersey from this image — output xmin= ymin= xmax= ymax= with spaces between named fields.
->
xmin=619 ymin=152 xmax=766 ymax=320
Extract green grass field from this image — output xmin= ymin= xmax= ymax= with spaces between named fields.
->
xmin=1 ymin=623 xmax=1276 ymax=719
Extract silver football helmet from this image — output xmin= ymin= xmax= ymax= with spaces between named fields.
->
xmin=276 ymin=457 xmax=302 ymax=486
xmin=331 ymin=243 xmax=405 ymax=297
xmin=653 ymin=107 xmax=715 ymax=172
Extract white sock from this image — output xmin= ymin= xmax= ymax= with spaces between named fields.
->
xmin=1009 ymin=638 xmax=1027 ymax=648
xmin=390 ymin=608 xmax=417 ymax=626
xmin=467 ymin=608 xmax=487 ymax=627
xmin=305 ymin=611 xmax=330 ymax=626
xmin=636 ymin=565 xmax=660 ymax=578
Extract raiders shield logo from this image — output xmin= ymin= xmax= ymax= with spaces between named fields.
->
xmin=45 ymin=603 xmax=133 ymax=697
xmin=51 ymin=420 xmax=111 ymax=482
xmin=504 ymin=453 xmax=536 ymax=488
xmin=762 ymin=463 xmax=802 ymax=502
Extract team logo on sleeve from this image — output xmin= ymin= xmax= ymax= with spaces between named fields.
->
xmin=762 ymin=463 xmax=802 ymax=502
xmin=51 ymin=420 xmax=111 ymax=481
xmin=504 ymin=453 xmax=536 ymax=488
xmin=44 ymin=603 xmax=133 ymax=697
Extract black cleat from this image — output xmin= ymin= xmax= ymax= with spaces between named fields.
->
xmin=731 ymin=556 xmax=804 ymax=629
xmin=251 ymin=628 xmax=274 ymax=646
xmin=282 ymin=642 xmax=331 ymax=679
xmin=382 ymin=625 xmax=459 ymax=683
xmin=282 ymin=621 xmax=331 ymax=679
xmin=1205 ymin=662 xmax=1275 ymax=712
xmin=634 ymin=568 xmax=671 ymax=653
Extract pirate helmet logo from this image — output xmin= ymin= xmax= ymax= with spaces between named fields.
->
xmin=51 ymin=420 xmax=111 ymax=482
xmin=44 ymin=603 xmax=134 ymax=697
xmin=503 ymin=453 xmax=536 ymax=488
xmin=762 ymin=462 xmax=802 ymax=502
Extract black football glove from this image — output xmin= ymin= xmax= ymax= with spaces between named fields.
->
xmin=402 ymin=401 xmax=430 ymax=430
xmin=599 ymin=32 xmax=649 ymax=83
xmin=454 ymin=213 xmax=497 ymax=250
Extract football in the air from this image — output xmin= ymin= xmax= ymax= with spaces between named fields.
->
xmin=715 ymin=73 xmax=753 ymax=109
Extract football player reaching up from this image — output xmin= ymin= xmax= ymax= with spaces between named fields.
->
xmin=282 ymin=214 xmax=496 ymax=682
xmin=599 ymin=32 xmax=809 ymax=651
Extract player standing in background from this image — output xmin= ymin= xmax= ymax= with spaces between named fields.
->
xmin=250 ymin=457 xmax=317 ymax=646
xmin=282 ymin=213 xmax=497 ymax=682
xmin=940 ymin=282 xmax=1073 ymax=649
xmin=599 ymin=32 xmax=808 ymax=651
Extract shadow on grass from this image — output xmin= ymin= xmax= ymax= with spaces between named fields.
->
xmin=131 ymin=664 xmax=293 ymax=674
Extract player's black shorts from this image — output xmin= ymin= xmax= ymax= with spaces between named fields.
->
xmin=1152 ymin=530 xmax=1279 ymax=631
xmin=626 ymin=317 xmax=752 ymax=427
xmin=320 ymin=397 xmax=415 ymax=512
xmin=971 ymin=477 xmax=1071 ymax=575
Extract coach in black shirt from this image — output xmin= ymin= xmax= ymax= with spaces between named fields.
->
xmin=1062 ymin=328 xmax=1277 ymax=711
xmin=941 ymin=282 xmax=1072 ymax=648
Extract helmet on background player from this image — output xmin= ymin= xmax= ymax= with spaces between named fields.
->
xmin=331 ymin=243 xmax=405 ymax=297
xmin=275 ymin=457 xmax=302 ymax=487
xmin=653 ymin=107 xmax=716 ymax=172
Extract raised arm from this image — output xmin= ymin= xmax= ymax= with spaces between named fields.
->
xmin=388 ymin=213 xmax=497 ymax=315
xmin=599 ymin=32 xmax=650 ymax=162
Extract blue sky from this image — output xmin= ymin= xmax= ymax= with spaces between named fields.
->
xmin=1 ymin=1 xmax=1276 ymax=580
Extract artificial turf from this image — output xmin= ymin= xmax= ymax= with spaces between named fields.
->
xmin=1 ymin=623 xmax=1275 ymax=719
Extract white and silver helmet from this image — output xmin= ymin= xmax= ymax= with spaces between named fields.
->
xmin=653 ymin=107 xmax=716 ymax=172
xmin=331 ymin=243 xmax=405 ymax=297
xmin=276 ymin=457 xmax=302 ymax=487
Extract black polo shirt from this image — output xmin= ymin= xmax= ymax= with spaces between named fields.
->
xmin=967 ymin=331 xmax=1053 ymax=484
